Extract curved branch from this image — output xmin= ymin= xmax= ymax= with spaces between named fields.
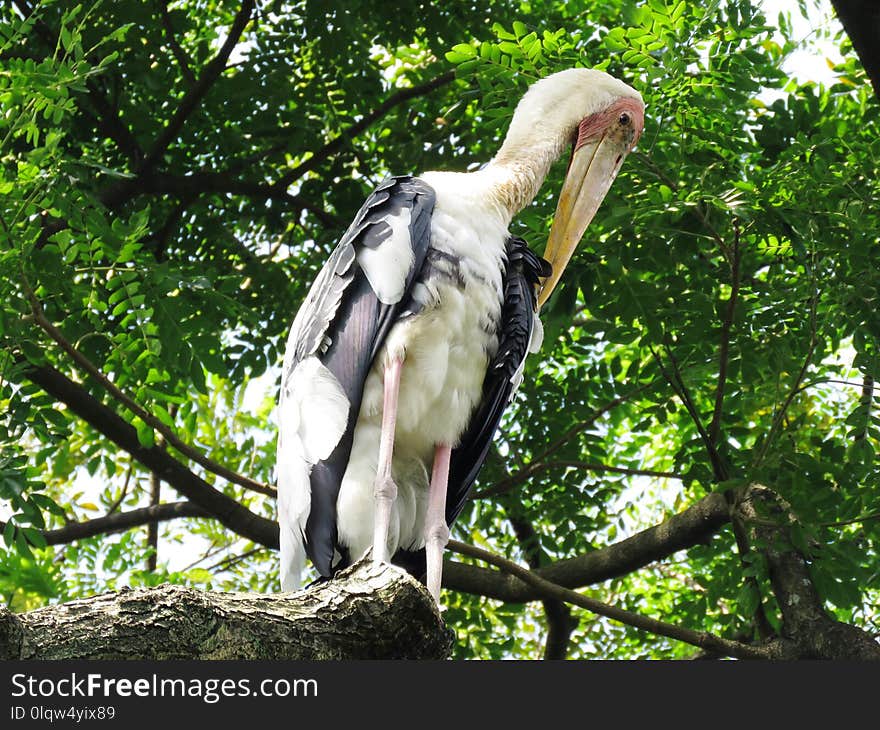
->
xmin=448 ymin=539 xmax=768 ymax=659
xmin=444 ymin=491 xmax=731 ymax=602
xmin=22 ymin=278 xmax=275 ymax=497
xmin=25 ymin=363 xmax=279 ymax=549
xmin=276 ymin=71 xmax=456 ymax=187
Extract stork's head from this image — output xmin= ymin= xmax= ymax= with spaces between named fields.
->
xmin=505 ymin=68 xmax=644 ymax=307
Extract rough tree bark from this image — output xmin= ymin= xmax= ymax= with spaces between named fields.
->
xmin=735 ymin=485 xmax=880 ymax=660
xmin=0 ymin=562 xmax=452 ymax=660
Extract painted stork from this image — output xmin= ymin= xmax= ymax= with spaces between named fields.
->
xmin=277 ymin=68 xmax=644 ymax=604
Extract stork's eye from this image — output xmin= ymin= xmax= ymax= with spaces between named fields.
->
xmin=619 ymin=112 xmax=631 ymax=126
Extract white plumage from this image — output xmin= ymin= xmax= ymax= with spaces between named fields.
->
xmin=277 ymin=68 xmax=644 ymax=602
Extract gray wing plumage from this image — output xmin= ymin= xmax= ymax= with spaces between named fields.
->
xmin=278 ymin=176 xmax=435 ymax=579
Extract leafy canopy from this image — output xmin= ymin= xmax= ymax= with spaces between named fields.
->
xmin=0 ymin=0 xmax=877 ymax=658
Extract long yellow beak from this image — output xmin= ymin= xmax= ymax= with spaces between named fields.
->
xmin=537 ymin=135 xmax=632 ymax=308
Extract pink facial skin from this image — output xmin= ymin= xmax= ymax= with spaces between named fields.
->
xmin=575 ymin=96 xmax=645 ymax=151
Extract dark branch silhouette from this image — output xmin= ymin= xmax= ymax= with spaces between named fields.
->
xmin=0 ymin=502 xmax=209 ymax=545
xmin=24 ymin=363 xmax=279 ymax=549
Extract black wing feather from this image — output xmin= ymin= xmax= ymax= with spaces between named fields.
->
xmin=445 ymin=236 xmax=551 ymax=525
xmin=286 ymin=176 xmax=435 ymax=576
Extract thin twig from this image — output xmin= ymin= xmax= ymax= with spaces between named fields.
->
xmin=820 ymin=509 xmax=880 ymax=528
xmin=106 ymin=461 xmax=134 ymax=515
xmin=469 ymin=385 xmax=651 ymax=501
xmin=754 ymin=268 xmax=820 ymax=468
xmin=157 ymin=0 xmax=196 ymax=85
xmin=633 ymin=151 xmax=728 ymax=254
xmin=531 ymin=384 xmax=651 ymax=468
xmin=650 ymin=344 xmax=727 ymax=481
xmin=708 ymin=219 xmax=742 ymax=447
xmin=21 ymin=276 xmax=275 ymax=497
xmin=792 ymin=377 xmax=880 ymax=397
xmin=276 ymin=71 xmax=455 ymax=188
xmin=208 ymin=546 xmax=265 ymax=573
xmin=473 ymin=460 xmax=682 ymax=500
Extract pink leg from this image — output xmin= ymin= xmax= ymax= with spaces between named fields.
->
xmin=425 ymin=443 xmax=451 ymax=605
xmin=372 ymin=357 xmax=403 ymax=565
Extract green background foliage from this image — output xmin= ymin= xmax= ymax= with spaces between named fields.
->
xmin=0 ymin=0 xmax=877 ymax=658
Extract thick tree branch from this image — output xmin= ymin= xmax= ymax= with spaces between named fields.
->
xmin=0 ymin=561 xmax=450 ymax=660
xmin=448 ymin=539 xmax=768 ymax=659
xmin=736 ymin=484 xmax=880 ymax=659
xmin=24 ymin=363 xmax=278 ymax=549
xmin=444 ymin=491 xmax=731 ymax=602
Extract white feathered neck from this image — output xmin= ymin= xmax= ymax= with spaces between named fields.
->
xmin=477 ymin=68 xmax=643 ymax=218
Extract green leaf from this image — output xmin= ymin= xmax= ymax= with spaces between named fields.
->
xmin=133 ymin=417 xmax=155 ymax=449
xmin=446 ymin=43 xmax=476 ymax=63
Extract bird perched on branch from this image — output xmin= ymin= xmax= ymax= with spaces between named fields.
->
xmin=277 ymin=67 xmax=644 ymax=604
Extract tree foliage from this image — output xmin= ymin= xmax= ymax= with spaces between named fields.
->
xmin=0 ymin=0 xmax=877 ymax=659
